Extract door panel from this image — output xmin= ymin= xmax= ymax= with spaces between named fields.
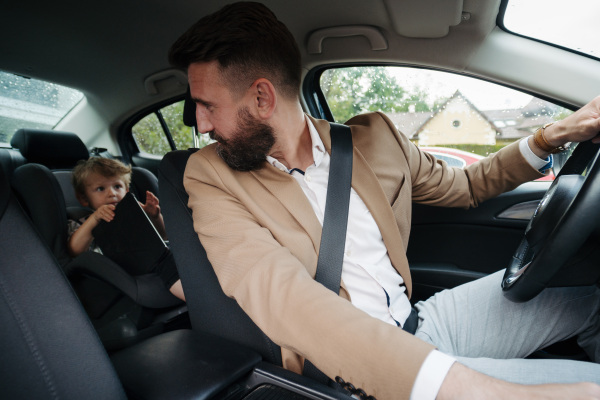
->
xmin=407 ymin=181 xmax=550 ymax=302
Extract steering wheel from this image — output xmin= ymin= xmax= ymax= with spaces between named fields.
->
xmin=502 ymin=140 xmax=600 ymax=302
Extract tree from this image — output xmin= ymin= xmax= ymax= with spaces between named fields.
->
xmin=320 ymin=67 xmax=434 ymax=122
xmin=132 ymin=101 xmax=213 ymax=156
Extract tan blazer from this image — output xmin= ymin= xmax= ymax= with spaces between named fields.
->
xmin=184 ymin=112 xmax=543 ymax=400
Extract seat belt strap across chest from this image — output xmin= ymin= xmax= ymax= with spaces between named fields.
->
xmin=303 ymin=122 xmax=353 ymax=383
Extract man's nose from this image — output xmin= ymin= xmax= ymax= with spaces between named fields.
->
xmin=196 ymin=108 xmax=214 ymax=134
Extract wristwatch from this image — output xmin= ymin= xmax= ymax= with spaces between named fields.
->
xmin=533 ymin=122 xmax=569 ymax=154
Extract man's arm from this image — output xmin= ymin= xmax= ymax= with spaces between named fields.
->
xmin=439 ymin=363 xmax=600 ymax=400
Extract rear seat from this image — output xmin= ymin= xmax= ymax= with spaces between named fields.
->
xmin=8 ymin=128 xmax=185 ymax=350
xmin=0 ymin=147 xmax=26 ymax=177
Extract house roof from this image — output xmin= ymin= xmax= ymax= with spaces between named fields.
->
xmin=388 ymin=93 xmax=560 ymax=141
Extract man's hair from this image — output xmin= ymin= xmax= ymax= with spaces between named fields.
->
xmin=168 ymin=2 xmax=301 ymax=99
xmin=72 ymin=157 xmax=132 ymax=197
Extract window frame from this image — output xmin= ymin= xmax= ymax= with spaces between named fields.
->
xmin=118 ymin=95 xmax=185 ymax=164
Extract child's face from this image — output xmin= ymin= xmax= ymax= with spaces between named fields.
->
xmin=78 ymin=172 xmax=128 ymax=210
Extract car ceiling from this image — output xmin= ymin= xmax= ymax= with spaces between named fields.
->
xmin=1 ymin=0 xmax=598 ymax=133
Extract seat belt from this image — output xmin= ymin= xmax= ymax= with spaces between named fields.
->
xmin=303 ymin=122 xmax=353 ymax=383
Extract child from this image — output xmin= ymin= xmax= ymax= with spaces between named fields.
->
xmin=68 ymin=157 xmax=184 ymax=301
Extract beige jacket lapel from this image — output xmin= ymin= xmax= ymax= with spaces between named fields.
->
xmin=249 ymin=156 xmax=323 ymax=276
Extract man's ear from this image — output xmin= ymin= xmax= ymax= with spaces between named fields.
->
xmin=252 ymin=79 xmax=276 ymax=119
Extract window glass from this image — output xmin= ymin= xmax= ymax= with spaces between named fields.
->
xmin=320 ymin=66 xmax=574 ymax=181
xmin=160 ymin=101 xmax=191 ymax=150
xmin=131 ymin=100 xmax=214 ymax=157
xmin=503 ymin=0 xmax=600 ymax=59
xmin=0 ymin=71 xmax=84 ymax=146
xmin=132 ymin=113 xmax=171 ymax=156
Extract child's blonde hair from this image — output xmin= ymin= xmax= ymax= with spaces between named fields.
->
xmin=72 ymin=158 xmax=132 ymax=197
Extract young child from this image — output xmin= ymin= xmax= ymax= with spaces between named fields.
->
xmin=68 ymin=157 xmax=184 ymax=301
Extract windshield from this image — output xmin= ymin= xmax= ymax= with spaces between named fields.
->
xmin=0 ymin=71 xmax=84 ymax=146
xmin=502 ymin=0 xmax=600 ymax=59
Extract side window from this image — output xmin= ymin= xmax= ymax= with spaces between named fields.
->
xmin=319 ymin=66 xmax=574 ymax=181
xmin=132 ymin=112 xmax=172 ymax=156
xmin=131 ymin=100 xmax=213 ymax=157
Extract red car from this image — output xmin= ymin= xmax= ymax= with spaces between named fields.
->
xmin=421 ymin=146 xmax=554 ymax=181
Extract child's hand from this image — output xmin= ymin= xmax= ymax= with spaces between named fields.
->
xmin=93 ymin=204 xmax=116 ymax=223
xmin=140 ymin=191 xmax=161 ymax=219
xmin=140 ymin=191 xmax=167 ymax=239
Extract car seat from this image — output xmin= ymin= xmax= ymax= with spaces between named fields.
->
xmin=9 ymin=128 xmax=185 ymax=351
xmin=1 ymin=159 xmax=349 ymax=400
xmin=0 ymin=159 xmax=128 ymax=399
xmin=157 ymin=88 xmax=282 ymax=365
xmin=158 ymin=149 xmax=282 ymax=365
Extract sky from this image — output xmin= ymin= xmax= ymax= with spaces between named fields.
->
xmin=390 ymin=67 xmax=533 ymax=111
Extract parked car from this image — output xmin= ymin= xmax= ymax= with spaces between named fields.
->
xmin=1 ymin=0 xmax=599 ymax=398
xmin=420 ymin=146 xmax=485 ymax=168
xmin=421 ymin=146 xmax=555 ymax=181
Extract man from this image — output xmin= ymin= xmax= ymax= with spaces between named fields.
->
xmin=169 ymin=2 xmax=600 ymax=399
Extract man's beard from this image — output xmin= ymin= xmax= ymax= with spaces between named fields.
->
xmin=212 ymin=107 xmax=275 ymax=172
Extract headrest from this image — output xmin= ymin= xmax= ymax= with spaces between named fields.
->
xmin=183 ymin=87 xmax=197 ymax=128
xmin=0 ymin=160 xmax=10 ymax=217
xmin=11 ymin=129 xmax=89 ymax=169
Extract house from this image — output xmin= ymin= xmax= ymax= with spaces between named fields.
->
xmin=389 ymin=91 xmax=561 ymax=146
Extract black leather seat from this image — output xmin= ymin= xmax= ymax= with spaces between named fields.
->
xmin=9 ymin=128 xmax=184 ymax=350
xmin=0 ymin=159 xmax=128 ymax=399
xmin=1 ymin=159 xmax=348 ymax=400
xmin=158 ymin=149 xmax=283 ymax=365
xmin=0 ymin=147 xmax=26 ymax=177
xmin=157 ymin=88 xmax=282 ymax=364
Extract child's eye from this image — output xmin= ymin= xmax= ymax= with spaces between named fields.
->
xmin=95 ymin=186 xmax=104 ymax=192
xmin=114 ymin=184 xmax=122 ymax=190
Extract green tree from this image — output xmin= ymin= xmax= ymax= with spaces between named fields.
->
xmin=132 ymin=100 xmax=214 ymax=156
xmin=320 ymin=67 xmax=434 ymax=122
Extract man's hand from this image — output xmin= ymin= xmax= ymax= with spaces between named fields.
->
xmin=535 ymin=95 xmax=600 ymax=156
xmin=92 ymin=204 xmax=116 ymax=223
xmin=438 ymin=363 xmax=600 ymax=400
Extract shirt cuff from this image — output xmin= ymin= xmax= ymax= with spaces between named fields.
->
xmin=519 ymin=136 xmax=552 ymax=171
xmin=409 ymin=350 xmax=456 ymax=400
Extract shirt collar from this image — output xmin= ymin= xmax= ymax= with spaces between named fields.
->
xmin=266 ymin=115 xmax=326 ymax=173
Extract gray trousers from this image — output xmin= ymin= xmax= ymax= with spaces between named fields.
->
xmin=414 ymin=269 xmax=600 ymax=384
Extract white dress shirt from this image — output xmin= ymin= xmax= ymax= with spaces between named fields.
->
xmin=266 ymin=116 xmax=550 ymax=399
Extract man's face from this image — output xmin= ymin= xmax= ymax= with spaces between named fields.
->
xmin=188 ymin=61 xmax=275 ymax=171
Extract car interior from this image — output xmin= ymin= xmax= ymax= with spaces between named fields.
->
xmin=1 ymin=0 xmax=600 ymax=398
